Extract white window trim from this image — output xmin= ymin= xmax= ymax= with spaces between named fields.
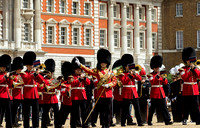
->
xmin=113 ymin=4 xmax=120 ymax=19
xmin=23 ymin=0 xmax=30 ymax=9
xmin=151 ymin=8 xmax=157 ymax=22
xmin=152 ymin=32 xmax=157 ymax=50
xmin=24 ymin=23 xmax=30 ymax=42
xmin=99 ymin=28 xmax=107 ymax=48
xmin=84 ymin=27 xmax=92 ymax=46
xmin=71 ymin=20 xmax=82 ymax=46
xmin=126 ymin=5 xmax=133 ymax=20
xmin=114 ymin=29 xmax=120 ymax=48
xmin=22 ymin=22 xmax=33 ymax=42
xmin=176 ymin=31 xmax=184 ymax=49
xmin=72 ymin=1 xmax=80 ymax=15
xmin=139 ymin=31 xmax=145 ymax=49
xmin=99 ymin=3 xmax=107 ymax=18
xmin=46 ymin=0 xmax=55 ymax=13
xmin=84 ymin=2 xmax=92 ymax=16
xmin=197 ymin=2 xmax=200 ymax=16
xmin=176 ymin=3 xmax=183 ymax=17
xmin=139 ymin=7 xmax=145 ymax=21
xmin=46 ymin=18 xmax=57 ymax=44
xmin=197 ymin=30 xmax=200 ymax=48
xmin=0 ymin=14 xmax=2 ymax=39
xmin=59 ymin=19 xmax=70 ymax=45
xmin=127 ymin=30 xmax=133 ymax=49
xmin=59 ymin=0 xmax=67 ymax=14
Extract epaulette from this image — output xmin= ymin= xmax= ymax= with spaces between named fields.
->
xmin=93 ymin=68 xmax=97 ymax=73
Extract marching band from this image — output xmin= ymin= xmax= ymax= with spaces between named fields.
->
xmin=0 ymin=47 xmax=200 ymax=128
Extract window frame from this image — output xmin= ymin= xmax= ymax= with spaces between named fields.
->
xmin=139 ymin=31 xmax=145 ymax=49
xmin=24 ymin=23 xmax=30 ymax=42
xmin=84 ymin=2 xmax=91 ymax=16
xmin=114 ymin=29 xmax=120 ymax=48
xmin=113 ymin=4 xmax=120 ymax=19
xmin=151 ymin=8 xmax=157 ymax=22
xmin=197 ymin=30 xmax=200 ymax=48
xmin=197 ymin=2 xmax=200 ymax=15
xmin=99 ymin=29 xmax=107 ymax=47
xmin=23 ymin=0 xmax=29 ymax=8
xmin=152 ymin=32 xmax=157 ymax=50
xmin=47 ymin=0 xmax=54 ymax=13
xmin=139 ymin=7 xmax=145 ymax=21
xmin=126 ymin=6 xmax=132 ymax=20
xmin=99 ymin=3 xmax=107 ymax=17
xmin=47 ymin=26 xmax=54 ymax=44
xmin=72 ymin=1 xmax=79 ymax=15
xmin=59 ymin=0 xmax=66 ymax=14
xmin=176 ymin=31 xmax=184 ymax=49
xmin=176 ymin=3 xmax=183 ymax=17
xmin=127 ymin=30 xmax=133 ymax=48
xmin=46 ymin=18 xmax=57 ymax=44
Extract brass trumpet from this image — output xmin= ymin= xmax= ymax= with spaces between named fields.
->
xmin=13 ymin=81 xmax=24 ymax=88
xmin=113 ymin=66 xmax=124 ymax=76
xmin=135 ymin=64 xmax=142 ymax=72
xmin=46 ymin=80 xmax=61 ymax=92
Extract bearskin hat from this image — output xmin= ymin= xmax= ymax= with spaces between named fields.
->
xmin=182 ymin=47 xmax=196 ymax=63
xmin=23 ymin=51 xmax=36 ymax=65
xmin=97 ymin=48 xmax=111 ymax=67
xmin=13 ymin=57 xmax=23 ymax=70
xmin=121 ymin=54 xmax=134 ymax=68
xmin=112 ymin=59 xmax=122 ymax=70
xmin=71 ymin=56 xmax=85 ymax=69
xmin=44 ymin=59 xmax=55 ymax=72
xmin=0 ymin=54 xmax=11 ymax=71
xmin=150 ymin=55 xmax=163 ymax=69
xmin=62 ymin=61 xmax=74 ymax=80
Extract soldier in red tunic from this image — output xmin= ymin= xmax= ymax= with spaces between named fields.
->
xmin=147 ymin=55 xmax=172 ymax=126
xmin=76 ymin=48 xmax=117 ymax=128
xmin=119 ymin=54 xmax=143 ymax=127
xmin=179 ymin=47 xmax=200 ymax=125
xmin=11 ymin=57 xmax=24 ymax=127
xmin=0 ymin=54 xmax=13 ymax=128
xmin=41 ymin=59 xmax=61 ymax=128
xmin=21 ymin=51 xmax=44 ymax=128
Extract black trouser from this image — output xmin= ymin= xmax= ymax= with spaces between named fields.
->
xmin=12 ymin=99 xmax=23 ymax=125
xmin=23 ymin=99 xmax=39 ymax=128
xmin=42 ymin=103 xmax=60 ymax=128
xmin=139 ymin=97 xmax=148 ymax=123
xmin=86 ymin=99 xmax=93 ymax=125
xmin=171 ymin=96 xmax=183 ymax=122
xmin=91 ymin=99 xmax=103 ymax=125
xmin=0 ymin=98 xmax=12 ymax=128
xmin=121 ymin=98 xmax=142 ymax=125
xmin=59 ymin=104 xmax=72 ymax=125
xmin=71 ymin=100 xmax=88 ymax=128
xmin=113 ymin=100 xmax=122 ymax=123
xmin=183 ymin=95 xmax=200 ymax=122
xmin=98 ymin=98 xmax=112 ymax=128
xmin=148 ymin=98 xmax=171 ymax=123
xmin=0 ymin=104 xmax=5 ymax=125
xmin=156 ymin=106 xmax=164 ymax=122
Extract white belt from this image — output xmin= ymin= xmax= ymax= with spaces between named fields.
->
xmin=43 ymin=92 xmax=56 ymax=94
xmin=24 ymin=85 xmax=37 ymax=87
xmin=151 ymin=85 xmax=163 ymax=87
xmin=94 ymin=87 xmax=97 ymax=90
xmin=71 ymin=87 xmax=85 ymax=90
xmin=15 ymin=86 xmax=23 ymax=89
xmin=0 ymin=85 xmax=8 ymax=87
xmin=123 ymin=85 xmax=136 ymax=88
xmin=184 ymin=82 xmax=197 ymax=85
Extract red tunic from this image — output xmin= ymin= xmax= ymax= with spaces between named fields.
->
xmin=149 ymin=72 xmax=168 ymax=99
xmin=71 ymin=75 xmax=90 ymax=100
xmin=119 ymin=73 xmax=141 ymax=99
xmin=80 ymin=65 xmax=117 ymax=98
xmin=12 ymin=73 xmax=23 ymax=100
xmin=60 ymin=81 xmax=72 ymax=106
xmin=181 ymin=66 xmax=200 ymax=96
xmin=42 ymin=78 xmax=59 ymax=104
xmin=20 ymin=71 xmax=44 ymax=99
xmin=0 ymin=72 xmax=13 ymax=99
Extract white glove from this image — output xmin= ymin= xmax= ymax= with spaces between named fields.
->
xmin=102 ymin=84 xmax=110 ymax=88
xmin=75 ymin=57 xmax=81 ymax=66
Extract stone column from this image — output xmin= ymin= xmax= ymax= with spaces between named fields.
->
xmin=3 ymin=0 xmax=9 ymax=48
xmin=35 ymin=0 xmax=42 ymax=50
xmin=146 ymin=5 xmax=153 ymax=63
xmin=121 ymin=3 xmax=127 ymax=57
xmin=14 ymin=0 xmax=21 ymax=49
xmin=108 ymin=1 xmax=114 ymax=54
xmin=134 ymin=4 xmax=140 ymax=64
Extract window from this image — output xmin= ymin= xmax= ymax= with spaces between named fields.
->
xmin=152 ymin=9 xmax=156 ymax=21
xmin=113 ymin=5 xmax=119 ymax=18
xmin=176 ymin=31 xmax=183 ymax=49
xmin=100 ymin=30 xmax=106 ymax=46
xmin=23 ymin=0 xmax=29 ymax=8
xmin=127 ymin=32 xmax=131 ymax=48
xmin=139 ymin=32 xmax=144 ymax=48
xmin=47 ymin=26 xmax=54 ymax=44
xmin=60 ymin=27 xmax=66 ymax=44
xmin=197 ymin=30 xmax=200 ymax=48
xmin=84 ymin=3 xmax=90 ymax=16
xmin=176 ymin=3 xmax=183 ymax=16
xmin=85 ymin=29 xmax=91 ymax=46
xmin=197 ymin=2 xmax=200 ymax=15
xmin=72 ymin=28 xmax=79 ymax=45
xmin=139 ymin=7 xmax=145 ymax=20
xmin=114 ymin=31 xmax=119 ymax=47
xmin=127 ymin=6 xmax=132 ymax=19
xmin=60 ymin=0 xmax=65 ymax=13
xmin=72 ymin=2 xmax=78 ymax=14
xmin=152 ymin=33 xmax=157 ymax=49
xmin=24 ymin=24 xmax=29 ymax=41
xmin=100 ymin=4 xmax=106 ymax=17
xmin=47 ymin=0 xmax=53 ymax=12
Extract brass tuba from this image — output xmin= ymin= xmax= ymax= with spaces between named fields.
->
xmin=46 ymin=79 xmax=61 ymax=92
xmin=135 ymin=65 xmax=142 ymax=72
xmin=113 ymin=65 xmax=124 ymax=76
